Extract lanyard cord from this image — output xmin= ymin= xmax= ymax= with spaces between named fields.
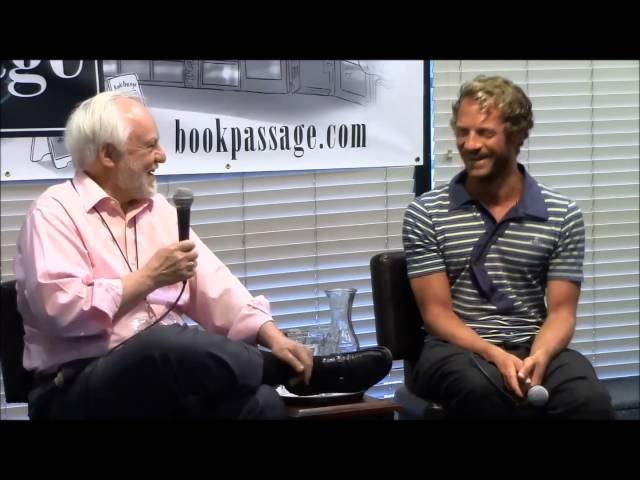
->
xmin=92 ymin=205 xmax=138 ymax=273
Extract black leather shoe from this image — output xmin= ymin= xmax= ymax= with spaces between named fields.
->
xmin=287 ymin=346 xmax=392 ymax=396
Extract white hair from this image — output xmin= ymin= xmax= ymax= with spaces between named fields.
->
xmin=64 ymin=91 xmax=143 ymax=170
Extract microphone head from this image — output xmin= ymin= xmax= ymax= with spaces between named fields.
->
xmin=527 ymin=385 xmax=549 ymax=407
xmin=173 ymin=188 xmax=193 ymax=209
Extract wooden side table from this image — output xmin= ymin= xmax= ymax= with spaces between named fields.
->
xmin=286 ymin=394 xmax=399 ymax=420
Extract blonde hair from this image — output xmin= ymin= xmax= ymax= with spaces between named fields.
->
xmin=64 ymin=91 xmax=143 ymax=170
xmin=450 ymin=75 xmax=534 ymax=154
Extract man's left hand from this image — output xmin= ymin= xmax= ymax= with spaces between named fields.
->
xmin=518 ymin=349 xmax=551 ymax=386
xmin=270 ymin=336 xmax=314 ymax=385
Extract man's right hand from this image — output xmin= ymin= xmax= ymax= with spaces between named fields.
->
xmin=485 ymin=347 xmax=525 ymax=398
xmin=141 ymin=240 xmax=199 ymax=289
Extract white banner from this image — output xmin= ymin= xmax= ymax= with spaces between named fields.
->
xmin=1 ymin=60 xmax=424 ymax=181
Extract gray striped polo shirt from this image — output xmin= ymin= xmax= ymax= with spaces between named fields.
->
xmin=402 ymin=163 xmax=585 ymax=345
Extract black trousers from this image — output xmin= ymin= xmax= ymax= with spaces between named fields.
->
xmin=413 ymin=337 xmax=615 ymax=420
xmin=28 ymin=324 xmax=295 ymax=420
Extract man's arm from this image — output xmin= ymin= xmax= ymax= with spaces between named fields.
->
xmin=182 ymin=231 xmax=313 ymax=379
xmin=411 ymin=272 xmax=526 ymax=397
xmin=410 ymin=272 xmax=499 ymax=359
xmin=519 ymin=279 xmax=579 ymax=385
xmin=520 ymin=200 xmax=585 ymax=386
xmin=18 ymin=204 xmax=120 ymax=337
xmin=174 ymin=225 xmax=314 ymax=382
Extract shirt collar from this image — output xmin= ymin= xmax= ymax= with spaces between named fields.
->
xmin=448 ymin=163 xmax=548 ymax=220
xmin=71 ymin=170 xmax=154 ymax=215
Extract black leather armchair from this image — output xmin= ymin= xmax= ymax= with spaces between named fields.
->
xmin=0 ymin=280 xmax=34 ymax=406
xmin=370 ymin=251 xmax=444 ymax=419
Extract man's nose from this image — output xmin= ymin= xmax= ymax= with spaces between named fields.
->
xmin=464 ymin=132 xmax=482 ymax=151
xmin=156 ymin=146 xmax=167 ymax=163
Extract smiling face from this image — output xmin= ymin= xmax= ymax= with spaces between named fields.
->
xmin=112 ymin=99 xmax=166 ymax=203
xmin=453 ymin=98 xmax=518 ymax=182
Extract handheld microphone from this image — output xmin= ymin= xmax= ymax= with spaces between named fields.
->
xmin=525 ymin=383 xmax=549 ymax=407
xmin=173 ymin=188 xmax=194 ymax=241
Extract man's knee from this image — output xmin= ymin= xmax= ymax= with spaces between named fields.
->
xmin=137 ymin=324 xmax=203 ymax=360
xmin=140 ymin=325 xmax=260 ymax=384
xmin=555 ymin=380 xmax=615 ymax=420
xmin=583 ymin=388 xmax=616 ymax=419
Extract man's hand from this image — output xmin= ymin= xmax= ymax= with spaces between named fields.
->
xmin=269 ymin=335 xmax=314 ymax=385
xmin=257 ymin=321 xmax=314 ymax=384
xmin=518 ymin=349 xmax=551 ymax=387
xmin=141 ymin=240 xmax=198 ymax=288
xmin=487 ymin=348 xmax=526 ymax=398
xmin=118 ymin=240 xmax=198 ymax=320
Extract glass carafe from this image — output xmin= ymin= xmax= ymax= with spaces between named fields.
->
xmin=324 ymin=288 xmax=360 ymax=354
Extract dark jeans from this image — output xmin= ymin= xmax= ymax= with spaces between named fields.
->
xmin=28 ymin=324 xmax=294 ymax=420
xmin=413 ymin=336 xmax=615 ymax=420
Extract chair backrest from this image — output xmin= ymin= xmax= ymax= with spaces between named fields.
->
xmin=370 ymin=251 xmax=425 ymax=367
xmin=371 ymin=251 xmax=446 ymax=417
xmin=0 ymin=280 xmax=33 ymax=403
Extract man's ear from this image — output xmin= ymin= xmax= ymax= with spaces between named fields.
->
xmin=97 ymin=143 xmax=121 ymax=168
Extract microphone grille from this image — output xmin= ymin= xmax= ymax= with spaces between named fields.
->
xmin=527 ymin=385 xmax=549 ymax=407
xmin=173 ymin=187 xmax=194 ymax=208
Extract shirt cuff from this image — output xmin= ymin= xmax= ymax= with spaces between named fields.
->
xmin=226 ymin=295 xmax=274 ymax=344
xmin=91 ymin=278 xmax=123 ymax=319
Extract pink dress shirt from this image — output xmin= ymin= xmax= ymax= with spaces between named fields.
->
xmin=15 ymin=171 xmax=273 ymax=373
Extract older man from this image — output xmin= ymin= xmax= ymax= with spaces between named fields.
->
xmin=16 ymin=91 xmax=391 ymax=420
